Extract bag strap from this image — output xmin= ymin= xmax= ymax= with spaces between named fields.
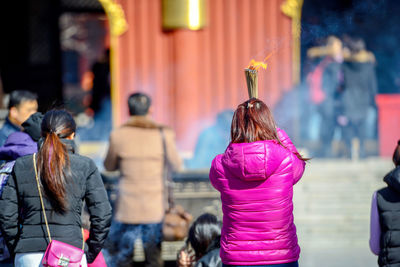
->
xmin=160 ymin=128 xmax=174 ymax=209
xmin=33 ymin=153 xmax=85 ymax=250
xmin=33 ymin=153 xmax=52 ymax=243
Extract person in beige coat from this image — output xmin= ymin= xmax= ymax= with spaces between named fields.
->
xmin=103 ymin=92 xmax=182 ymax=267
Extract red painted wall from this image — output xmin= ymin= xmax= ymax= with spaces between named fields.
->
xmin=114 ymin=0 xmax=293 ymax=151
xmin=376 ymin=94 xmax=400 ymax=157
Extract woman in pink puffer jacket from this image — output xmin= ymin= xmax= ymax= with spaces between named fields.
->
xmin=210 ymin=98 xmax=307 ymax=267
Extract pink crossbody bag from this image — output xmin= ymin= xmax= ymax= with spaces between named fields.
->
xmin=33 ymin=154 xmax=85 ymax=267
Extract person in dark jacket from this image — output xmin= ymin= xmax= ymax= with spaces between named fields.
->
xmin=0 ymin=112 xmax=43 ymax=162
xmin=370 ymin=140 xmax=400 ymax=267
xmin=0 ymin=90 xmax=38 ymax=146
xmin=342 ymin=37 xmax=377 ymax=158
xmin=0 ymin=110 xmax=112 ymax=266
xmin=0 ymin=112 xmax=43 ymax=266
xmin=178 ymin=213 xmax=222 ymax=267
xmin=307 ymin=36 xmax=344 ymax=157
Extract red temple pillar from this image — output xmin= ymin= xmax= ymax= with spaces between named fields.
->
xmin=112 ymin=0 xmax=294 ymax=151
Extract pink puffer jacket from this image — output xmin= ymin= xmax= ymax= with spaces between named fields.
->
xmin=209 ymin=128 xmax=305 ymax=265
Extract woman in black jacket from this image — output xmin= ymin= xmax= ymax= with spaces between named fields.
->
xmin=0 ymin=110 xmax=112 ymax=266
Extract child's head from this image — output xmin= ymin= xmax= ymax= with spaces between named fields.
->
xmin=393 ymin=140 xmax=400 ymax=167
xmin=187 ymin=213 xmax=221 ymax=260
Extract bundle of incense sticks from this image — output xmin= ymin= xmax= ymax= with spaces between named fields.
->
xmin=244 ymin=68 xmax=258 ymax=99
xmin=244 ymin=53 xmax=272 ymax=99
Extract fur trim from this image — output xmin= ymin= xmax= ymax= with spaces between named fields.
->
xmin=345 ymin=50 xmax=375 ymax=63
xmin=123 ymin=116 xmax=168 ymax=129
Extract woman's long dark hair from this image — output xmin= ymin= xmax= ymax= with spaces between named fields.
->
xmin=231 ymin=98 xmax=308 ymax=161
xmin=187 ymin=213 xmax=221 ymax=260
xmin=37 ymin=110 xmax=76 ymax=213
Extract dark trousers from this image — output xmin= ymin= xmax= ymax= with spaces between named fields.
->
xmin=0 ymin=258 xmax=13 ymax=267
xmin=343 ymin=118 xmax=367 ymax=158
xmin=104 ymin=221 xmax=163 ymax=267
xmin=318 ymin=108 xmax=336 ymax=157
xmin=223 ymin=261 xmax=298 ymax=267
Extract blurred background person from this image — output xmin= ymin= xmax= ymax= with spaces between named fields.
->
xmin=89 ymin=49 xmax=110 ymax=116
xmin=0 ymin=90 xmax=38 ymax=146
xmin=103 ymin=92 xmax=182 ymax=267
xmin=86 ymin=49 xmax=112 ymax=141
xmin=306 ymin=36 xmax=344 ymax=158
xmin=0 ymin=110 xmax=112 ymax=266
xmin=177 ymin=213 xmax=222 ymax=267
xmin=0 ymin=112 xmax=42 ymax=165
xmin=186 ymin=110 xmax=234 ymax=169
xmin=342 ymin=37 xmax=377 ymax=159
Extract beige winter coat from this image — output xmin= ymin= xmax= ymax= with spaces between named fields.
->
xmin=104 ymin=116 xmax=182 ymax=224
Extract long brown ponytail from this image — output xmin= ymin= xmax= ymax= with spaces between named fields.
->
xmin=36 ymin=110 xmax=76 ymax=213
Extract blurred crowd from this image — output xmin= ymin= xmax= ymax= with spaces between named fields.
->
xmin=303 ymin=35 xmax=378 ymax=158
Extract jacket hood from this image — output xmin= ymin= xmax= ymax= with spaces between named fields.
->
xmin=0 ymin=132 xmax=37 ymax=161
xmin=384 ymin=167 xmax=400 ymax=193
xmin=221 ymin=140 xmax=285 ymax=182
xmin=22 ymin=112 xmax=43 ymax=142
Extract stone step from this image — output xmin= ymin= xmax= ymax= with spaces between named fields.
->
xmin=295 ymin=194 xmax=374 ymax=201
xmin=133 ymin=240 xmax=185 ymax=262
xmin=295 ymin=202 xmax=373 ymax=208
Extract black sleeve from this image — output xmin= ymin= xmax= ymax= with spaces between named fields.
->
xmin=369 ymin=65 xmax=378 ymax=105
xmin=322 ymin=65 xmax=338 ymax=95
xmin=84 ymin=161 xmax=112 ymax=263
xmin=0 ymin=170 xmax=20 ymax=253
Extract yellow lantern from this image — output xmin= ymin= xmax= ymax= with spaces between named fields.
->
xmin=162 ymin=0 xmax=207 ymax=30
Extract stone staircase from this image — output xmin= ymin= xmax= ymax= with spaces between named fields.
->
xmin=294 ymin=158 xmax=392 ymax=267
